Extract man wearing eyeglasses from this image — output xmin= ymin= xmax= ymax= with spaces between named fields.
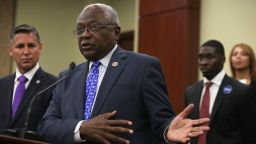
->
xmin=38 ymin=3 xmax=209 ymax=144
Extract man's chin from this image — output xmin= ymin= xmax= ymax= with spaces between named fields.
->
xmin=202 ymin=73 xmax=215 ymax=80
xmin=202 ymin=71 xmax=210 ymax=76
xmin=83 ymin=55 xmax=98 ymax=61
xmin=81 ymin=51 xmax=95 ymax=60
xmin=20 ymin=63 xmax=35 ymax=70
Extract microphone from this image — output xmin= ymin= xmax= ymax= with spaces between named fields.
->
xmin=20 ymin=62 xmax=76 ymax=139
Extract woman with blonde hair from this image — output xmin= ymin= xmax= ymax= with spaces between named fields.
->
xmin=229 ymin=43 xmax=256 ymax=85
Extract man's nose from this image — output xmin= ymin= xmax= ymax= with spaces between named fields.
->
xmin=199 ymin=58 xmax=209 ymax=65
xmin=23 ymin=46 xmax=30 ymax=54
xmin=81 ymin=28 xmax=93 ymax=37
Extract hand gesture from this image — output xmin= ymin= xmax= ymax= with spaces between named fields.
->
xmin=167 ymin=104 xmax=210 ymax=143
xmin=79 ymin=111 xmax=133 ymax=144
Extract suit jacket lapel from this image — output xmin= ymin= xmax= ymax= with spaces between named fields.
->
xmin=4 ymin=74 xmax=15 ymax=126
xmin=11 ymin=68 xmax=44 ymax=123
xmin=193 ymin=81 xmax=204 ymax=118
xmin=210 ymin=75 xmax=230 ymax=120
xmin=91 ymin=47 xmax=127 ymax=117
xmin=73 ymin=62 xmax=89 ymax=119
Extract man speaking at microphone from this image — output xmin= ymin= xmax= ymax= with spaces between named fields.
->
xmin=38 ymin=3 xmax=209 ymax=144
xmin=0 ymin=24 xmax=57 ymax=134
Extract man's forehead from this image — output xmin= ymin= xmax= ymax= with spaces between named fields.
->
xmin=199 ymin=46 xmax=216 ymax=53
xmin=13 ymin=33 xmax=36 ymax=40
xmin=11 ymin=33 xmax=39 ymax=44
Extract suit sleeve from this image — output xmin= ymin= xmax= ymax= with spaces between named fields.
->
xmin=37 ymin=72 xmax=80 ymax=144
xmin=142 ymin=57 xmax=175 ymax=142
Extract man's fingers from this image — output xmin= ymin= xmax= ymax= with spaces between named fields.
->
xmin=191 ymin=118 xmax=210 ymax=126
xmin=97 ymin=111 xmax=117 ymax=119
xmin=188 ymin=131 xmax=204 ymax=138
xmin=104 ymin=125 xmax=133 ymax=134
xmin=111 ymin=136 xmax=130 ymax=144
xmin=190 ymin=125 xmax=210 ymax=132
xmin=90 ymin=113 xmax=134 ymax=134
xmin=106 ymin=119 xmax=132 ymax=126
xmin=96 ymin=111 xmax=133 ymax=128
xmin=178 ymin=103 xmax=194 ymax=118
xmin=83 ymin=123 xmax=131 ymax=144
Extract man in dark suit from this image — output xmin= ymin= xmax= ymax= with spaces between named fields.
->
xmin=38 ymin=3 xmax=209 ymax=144
xmin=0 ymin=24 xmax=57 ymax=133
xmin=185 ymin=40 xmax=249 ymax=144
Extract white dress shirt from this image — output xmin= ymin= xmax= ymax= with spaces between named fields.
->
xmin=12 ymin=63 xmax=40 ymax=105
xmin=201 ymin=69 xmax=225 ymax=115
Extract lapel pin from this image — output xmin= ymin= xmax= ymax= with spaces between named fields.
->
xmin=112 ymin=62 xmax=118 ymax=67
xmin=223 ymin=85 xmax=232 ymax=94
xmin=36 ymin=80 xmax=40 ymax=84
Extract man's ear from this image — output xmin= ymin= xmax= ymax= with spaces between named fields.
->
xmin=222 ymin=56 xmax=226 ymax=64
xmin=9 ymin=47 xmax=13 ymax=57
xmin=38 ymin=43 xmax=43 ymax=54
xmin=114 ymin=26 xmax=121 ymax=41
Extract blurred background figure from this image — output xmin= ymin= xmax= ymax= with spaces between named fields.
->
xmin=185 ymin=40 xmax=249 ymax=144
xmin=229 ymin=43 xmax=256 ymax=85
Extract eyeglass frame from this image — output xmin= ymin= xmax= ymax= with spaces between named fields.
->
xmin=73 ymin=24 xmax=119 ymax=37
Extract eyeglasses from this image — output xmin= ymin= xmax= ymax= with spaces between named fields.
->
xmin=73 ymin=24 xmax=117 ymax=36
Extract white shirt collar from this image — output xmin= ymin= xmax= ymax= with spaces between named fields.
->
xmin=203 ymin=69 xmax=225 ymax=86
xmin=89 ymin=44 xmax=117 ymax=69
xmin=15 ymin=63 xmax=40 ymax=81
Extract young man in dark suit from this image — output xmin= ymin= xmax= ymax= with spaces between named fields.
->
xmin=185 ymin=40 xmax=249 ymax=144
xmin=38 ymin=3 xmax=210 ymax=144
xmin=0 ymin=24 xmax=57 ymax=133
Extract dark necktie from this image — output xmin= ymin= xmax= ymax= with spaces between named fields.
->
xmin=84 ymin=61 xmax=101 ymax=120
xmin=12 ymin=75 xmax=27 ymax=119
xmin=198 ymin=82 xmax=212 ymax=144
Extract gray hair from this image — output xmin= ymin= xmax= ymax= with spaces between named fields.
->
xmin=81 ymin=3 xmax=120 ymax=26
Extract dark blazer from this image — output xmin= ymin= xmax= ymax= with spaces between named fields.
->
xmin=240 ymin=80 xmax=256 ymax=144
xmin=185 ymin=75 xmax=249 ymax=144
xmin=0 ymin=68 xmax=57 ymax=132
xmin=38 ymin=47 xmax=175 ymax=144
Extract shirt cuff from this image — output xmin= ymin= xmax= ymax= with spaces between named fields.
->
xmin=73 ymin=120 xmax=86 ymax=143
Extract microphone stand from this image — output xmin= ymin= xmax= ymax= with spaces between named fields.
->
xmin=20 ymin=62 xmax=76 ymax=140
xmin=20 ymin=75 xmax=69 ymax=139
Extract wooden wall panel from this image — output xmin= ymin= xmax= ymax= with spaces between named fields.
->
xmin=0 ymin=0 xmax=15 ymax=77
xmin=139 ymin=0 xmax=200 ymax=112
xmin=140 ymin=0 xmax=161 ymax=16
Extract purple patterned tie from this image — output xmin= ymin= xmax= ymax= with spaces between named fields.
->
xmin=84 ymin=61 xmax=101 ymax=120
xmin=12 ymin=75 xmax=27 ymax=119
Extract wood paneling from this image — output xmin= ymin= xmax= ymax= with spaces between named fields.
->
xmin=139 ymin=0 xmax=200 ymax=112
xmin=0 ymin=0 xmax=16 ymax=77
